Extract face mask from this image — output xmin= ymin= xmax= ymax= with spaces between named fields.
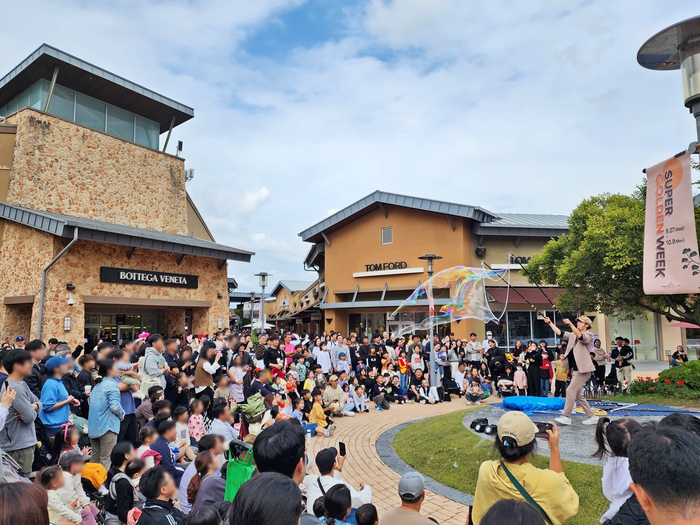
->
xmin=130 ymin=478 xmax=140 ymax=488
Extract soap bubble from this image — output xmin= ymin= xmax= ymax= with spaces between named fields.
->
xmin=390 ymin=266 xmax=508 ymax=338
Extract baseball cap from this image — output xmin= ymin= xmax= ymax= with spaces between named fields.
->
xmin=45 ymin=355 xmax=71 ymax=371
xmin=338 ymin=351 xmax=346 ymax=357
xmin=15 ymin=336 xmax=24 ymax=342
xmin=497 ymin=411 xmax=538 ymax=447
xmin=398 ymin=472 xmax=425 ymax=502
xmin=328 ymin=374 xmax=339 ymax=382
xmin=315 ymin=447 xmax=338 ymax=474
xmin=58 ymin=449 xmax=90 ymax=468
xmin=576 ymin=315 xmax=593 ymax=327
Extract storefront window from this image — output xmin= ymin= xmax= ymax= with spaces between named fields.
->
xmin=608 ymin=316 xmax=658 ymax=360
xmin=487 ymin=310 xmax=560 ymax=349
xmin=687 ymin=328 xmax=700 ymax=360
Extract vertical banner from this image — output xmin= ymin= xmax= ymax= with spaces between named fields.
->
xmin=643 ymin=151 xmax=700 ymax=294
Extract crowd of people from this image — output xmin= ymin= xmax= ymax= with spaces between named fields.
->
xmin=0 ymin=326 xmax=697 ymax=525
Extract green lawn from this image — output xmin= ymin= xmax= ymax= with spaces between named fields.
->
xmin=393 ymin=409 xmax=607 ymax=525
xmin=606 ymin=394 xmax=700 ymax=409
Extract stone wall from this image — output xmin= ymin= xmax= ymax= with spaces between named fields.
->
xmin=6 ymin=109 xmax=188 ymax=235
xmin=1 ymin=304 xmax=32 ymax=343
xmin=162 ymin=308 xmax=186 ymax=337
xmin=0 ymin=223 xmax=230 ymax=347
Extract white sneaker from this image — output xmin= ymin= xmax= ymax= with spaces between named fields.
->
xmin=555 ymin=416 xmax=572 ymax=426
xmin=466 ymin=400 xmax=473 ymax=405
xmin=582 ymin=416 xmax=600 ymax=425
xmin=475 ymin=401 xmax=482 ymax=406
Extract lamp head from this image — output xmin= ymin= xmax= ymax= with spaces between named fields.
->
xmin=638 ymin=15 xmax=700 ymax=107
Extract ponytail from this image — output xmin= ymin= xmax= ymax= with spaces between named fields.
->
xmin=187 ymin=451 xmax=213 ymax=504
xmin=592 ymin=417 xmax=611 ymax=459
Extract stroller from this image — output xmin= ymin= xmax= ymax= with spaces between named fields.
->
xmin=496 ymin=378 xmax=516 ymax=398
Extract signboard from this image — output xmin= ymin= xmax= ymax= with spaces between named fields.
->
xmin=643 ymin=151 xmax=700 ymax=294
xmin=100 ymin=267 xmax=198 ymax=289
xmin=364 ymin=261 xmax=408 ymax=272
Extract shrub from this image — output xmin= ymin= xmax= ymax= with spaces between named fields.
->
xmin=627 ymin=372 xmax=700 ymax=400
xmin=657 ymin=360 xmax=700 ymax=390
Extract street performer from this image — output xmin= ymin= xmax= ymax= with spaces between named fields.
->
xmin=543 ymin=315 xmax=599 ymax=427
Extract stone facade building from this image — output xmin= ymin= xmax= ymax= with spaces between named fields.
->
xmin=0 ymin=44 xmax=253 ymax=349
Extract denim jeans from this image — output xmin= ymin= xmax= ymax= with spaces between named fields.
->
xmin=400 ymin=372 xmax=409 ymax=392
xmin=540 ymin=379 xmax=550 ymax=397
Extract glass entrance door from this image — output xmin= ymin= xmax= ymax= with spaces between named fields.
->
xmin=118 ymin=326 xmax=136 ymax=344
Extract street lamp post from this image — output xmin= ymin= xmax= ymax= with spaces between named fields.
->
xmin=255 ymin=272 xmax=270 ymax=334
xmin=418 ymin=254 xmax=442 ymax=389
xmin=638 ymin=16 xmax=700 ymax=142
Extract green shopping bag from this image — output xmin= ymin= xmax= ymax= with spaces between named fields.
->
xmin=224 ymin=449 xmax=255 ymax=501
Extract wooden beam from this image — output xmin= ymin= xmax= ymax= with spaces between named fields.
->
xmin=3 ymin=295 xmax=35 ymax=305
xmin=82 ymin=296 xmax=211 ymax=308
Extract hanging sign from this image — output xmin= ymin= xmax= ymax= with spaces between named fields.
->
xmin=643 ymin=151 xmax=700 ymax=294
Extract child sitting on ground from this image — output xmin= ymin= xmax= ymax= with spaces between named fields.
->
xmin=213 ymin=374 xmax=233 ymax=406
xmin=291 ymin=396 xmax=328 ymax=437
xmin=56 ymin=450 xmax=100 ymax=525
xmin=39 ymin=465 xmax=85 ymax=525
xmin=466 ymin=378 xmax=483 ymax=406
xmin=171 ymin=406 xmax=196 ymax=462
xmin=188 ymin=399 xmax=207 ymax=444
xmin=418 ymin=379 xmax=437 ymax=404
xmin=135 ymin=427 xmax=160 ymax=469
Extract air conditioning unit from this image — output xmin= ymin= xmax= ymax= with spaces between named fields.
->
xmin=185 ymin=169 xmax=195 ymax=181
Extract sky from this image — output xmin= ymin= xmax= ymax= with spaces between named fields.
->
xmin=0 ymin=0 xmax=698 ymax=292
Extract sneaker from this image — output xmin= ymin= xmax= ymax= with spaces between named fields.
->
xmin=406 ymin=399 xmax=415 ymax=404
xmin=328 ymin=424 xmax=336 ymax=436
xmin=324 ymin=429 xmax=330 ymax=437
xmin=555 ymin=416 xmax=572 ymax=426
xmin=466 ymin=400 xmax=473 ymax=405
xmin=475 ymin=401 xmax=482 ymax=406
xmin=376 ymin=406 xmax=383 ymax=411
xmin=420 ymin=400 xmax=426 ymax=404
xmin=582 ymin=416 xmax=600 ymax=425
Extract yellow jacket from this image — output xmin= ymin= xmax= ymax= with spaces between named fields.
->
xmin=472 ymin=460 xmax=579 ymax=524
xmin=555 ymin=360 xmax=568 ymax=382
xmin=309 ymin=402 xmax=328 ymax=428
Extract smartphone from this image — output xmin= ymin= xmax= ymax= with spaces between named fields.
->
xmin=339 ymin=442 xmax=346 ymax=457
xmin=534 ymin=422 xmax=553 ymax=439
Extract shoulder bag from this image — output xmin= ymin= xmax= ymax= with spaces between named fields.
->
xmin=500 ymin=460 xmax=552 ymax=525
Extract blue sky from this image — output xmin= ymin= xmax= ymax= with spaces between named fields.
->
xmin=0 ymin=1 xmax=699 ymax=292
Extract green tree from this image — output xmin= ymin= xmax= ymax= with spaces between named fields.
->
xmin=525 ymin=183 xmax=700 ymax=324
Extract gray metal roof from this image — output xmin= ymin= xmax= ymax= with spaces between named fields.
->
xmin=0 ymin=202 xmax=253 ymax=262
xmin=472 ymin=213 xmax=569 ymax=237
xmin=271 ymin=280 xmax=316 ymax=295
xmin=298 ymin=190 xmax=499 ymax=243
xmin=0 ymin=44 xmax=194 ymax=133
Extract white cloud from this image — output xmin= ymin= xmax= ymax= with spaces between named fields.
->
xmin=1 ymin=0 xmax=698 ymax=289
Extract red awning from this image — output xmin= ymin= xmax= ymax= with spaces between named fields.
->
xmin=487 ymin=287 xmax=564 ymax=305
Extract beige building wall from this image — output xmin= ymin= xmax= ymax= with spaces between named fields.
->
xmin=0 ymin=223 xmax=230 ymax=347
xmin=6 ymin=109 xmax=188 ymax=235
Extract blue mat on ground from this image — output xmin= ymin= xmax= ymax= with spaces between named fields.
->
xmin=497 ymin=397 xmax=700 ymax=417
xmin=501 ymin=396 xmax=565 ymax=415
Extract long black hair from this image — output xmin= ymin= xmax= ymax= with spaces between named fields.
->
xmin=228 ymin=472 xmax=302 ymax=525
xmin=95 ymin=358 xmax=116 ymax=384
xmin=592 ymin=417 xmax=641 ymax=459
xmin=323 ymin=484 xmax=352 ymax=525
xmin=106 ymin=441 xmax=134 ymax=484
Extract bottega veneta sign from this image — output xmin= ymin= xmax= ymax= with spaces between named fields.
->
xmin=100 ymin=267 xmax=198 ymax=289
xmin=364 ymin=261 xmax=408 ymax=272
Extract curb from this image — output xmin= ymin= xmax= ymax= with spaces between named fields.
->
xmin=375 ymin=416 xmax=475 ymax=506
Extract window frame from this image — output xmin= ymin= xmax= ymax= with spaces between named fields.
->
xmin=381 ymin=226 xmax=393 ymax=245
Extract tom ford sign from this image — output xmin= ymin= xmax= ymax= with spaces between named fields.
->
xmin=100 ymin=267 xmax=198 ymax=289
xmin=364 ymin=261 xmax=408 ymax=272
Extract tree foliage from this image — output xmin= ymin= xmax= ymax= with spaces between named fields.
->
xmin=525 ymin=183 xmax=700 ymax=324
